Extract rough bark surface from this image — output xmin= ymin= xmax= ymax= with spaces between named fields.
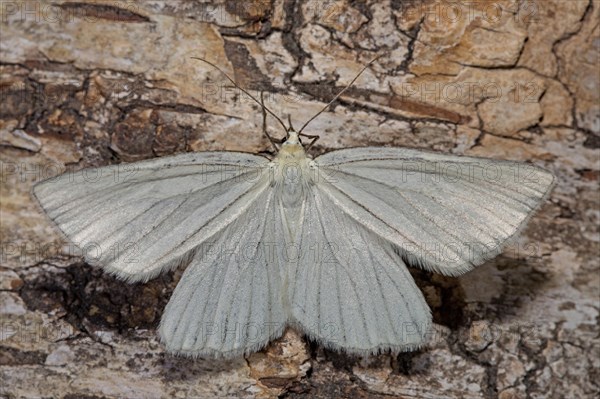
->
xmin=1 ymin=1 xmax=598 ymax=398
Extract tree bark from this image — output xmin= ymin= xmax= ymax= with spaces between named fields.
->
xmin=1 ymin=1 xmax=598 ymax=398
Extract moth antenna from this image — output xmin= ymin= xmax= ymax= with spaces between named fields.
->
xmin=261 ymin=91 xmax=284 ymax=152
xmin=191 ymin=57 xmax=288 ymax=134
xmin=297 ymin=54 xmax=383 ymax=135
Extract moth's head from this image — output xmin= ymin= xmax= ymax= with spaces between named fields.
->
xmin=280 ymin=116 xmax=304 ymax=149
xmin=283 ymin=128 xmax=301 ymax=146
xmin=276 ymin=116 xmax=307 ymax=158
xmin=279 ymin=128 xmax=305 ymax=158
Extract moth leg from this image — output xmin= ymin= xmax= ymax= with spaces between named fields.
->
xmin=299 ymin=132 xmax=320 ymax=151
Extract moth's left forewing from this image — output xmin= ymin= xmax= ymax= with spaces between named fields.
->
xmin=313 ymin=147 xmax=555 ymax=276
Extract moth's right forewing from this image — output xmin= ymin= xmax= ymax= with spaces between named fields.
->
xmin=33 ymin=152 xmax=271 ymax=282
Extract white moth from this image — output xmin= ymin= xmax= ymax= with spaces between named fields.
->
xmin=33 ymin=59 xmax=555 ymax=358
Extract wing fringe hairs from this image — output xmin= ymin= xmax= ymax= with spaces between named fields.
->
xmin=160 ymin=321 xmax=288 ymax=359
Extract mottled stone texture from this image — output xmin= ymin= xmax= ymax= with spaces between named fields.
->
xmin=1 ymin=0 xmax=598 ymax=398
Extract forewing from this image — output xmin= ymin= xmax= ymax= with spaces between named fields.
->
xmin=288 ymin=185 xmax=432 ymax=355
xmin=33 ymin=152 xmax=270 ymax=282
xmin=158 ymin=187 xmax=287 ymax=358
xmin=314 ymin=147 xmax=555 ymax=275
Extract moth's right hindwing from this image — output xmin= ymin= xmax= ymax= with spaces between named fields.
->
xmin=158 ymin=187 xmax=288 ymax=358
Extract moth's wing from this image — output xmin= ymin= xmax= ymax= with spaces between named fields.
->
xmin=288 ymin=185 xmax=431 ymax=355
xmin=314 ymin=147 xmax=555 ymax=276
xmin=33 ymin=152 xmax=270 ymax=282
xmin=158 ymin=187 xmax=287 ymax=358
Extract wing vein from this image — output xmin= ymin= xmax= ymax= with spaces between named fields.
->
xmin=331 ymin=167 xmax=521 ymax=229
xmin=153 ymin=179 xmax=268 ymax=266
xmin=365 ymin=241 xmax=399 ymax=342
xmin=314 ymin=191 xmax=371 ymax=347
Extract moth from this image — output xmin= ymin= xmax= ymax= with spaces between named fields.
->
xmin=33 ymin=58 xmax=555 ymax=357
